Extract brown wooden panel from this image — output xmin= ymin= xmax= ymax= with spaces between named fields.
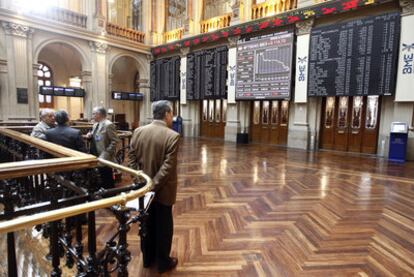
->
xmin=278 ymin=101 xmax=289 ymax=145
xmin=320 ymin=97 xmax=336 ymax=150
xmin=250 ymin=101 xmax=261 ymax=143
xmin=361 ymin=96 xmax=380 ymax=154
xmin=334 ymin=96 xmax=350 ymax=151
xmin=347 ymin=96 xmax=364 ymax=153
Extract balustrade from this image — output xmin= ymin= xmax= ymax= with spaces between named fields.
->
xmin=164 ymin=28 xmax=184 ymax=43
xmin=200 ymin=13 xmax=232 ymax=33
xmin=0 ymin=128 xmax=151 ymax=276
xmin=31 ymin=6 xmax=87 ymax=28
xmin=251 ymin=0 xmax=297 ymax=20
xmin=106 ymin=23 xmax=145 ymax=43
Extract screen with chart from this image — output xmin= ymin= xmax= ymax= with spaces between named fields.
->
xmin=236 ymin=30 xmax=294 ymax=100
xmin=308 ymin=12 xmax=400 ymax=97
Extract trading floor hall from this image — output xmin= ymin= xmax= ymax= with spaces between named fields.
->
xmin=4 ymin=138 xmax=413 ymax=276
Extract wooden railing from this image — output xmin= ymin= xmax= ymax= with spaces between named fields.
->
xmin=32 ymin=6 xmax=87 ymax=28
xmin=200 ymin=13 xmax=232 ymax=33
xmin=0 ymin=127 xmax=152 ymax=276
xmin=164 ymin=27 xmax=184 ymax=43
xmin=251 ymin=0 xmax=297 ymax=20
xmin=106 ymin=22 xmax=145 ymax=43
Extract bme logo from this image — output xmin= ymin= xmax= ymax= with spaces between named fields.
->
xmin=402 ymin=43 xmax=414 ymax=75
xmin=298 ymin=57 xmax=307 ymax=81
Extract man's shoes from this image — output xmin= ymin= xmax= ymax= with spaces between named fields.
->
xmin=158 ymin=257 xmax=178 ymax=274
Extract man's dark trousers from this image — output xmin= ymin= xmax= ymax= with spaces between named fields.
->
xmin=141 ymin=201 xmax=173 ymax=270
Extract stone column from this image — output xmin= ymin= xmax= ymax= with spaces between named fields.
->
xmin=93 ymin=0 xmax=106 ymax=33
xmin=384 ymin=0 xmax=414 ymax=159
xmin=225 ymin=36 xmax=241 ymax=142
xmin=241 ymin=0 xmax=253 ymax=23
xmin=395 ymin=0 xmax=414 ymax=102
xmin=178 ymin=47 xmax=196 ymax=137
xmin=192 ymin=0 xmax=203 ymax=35
xmin=0 ymin=59 xmax=8 ymax=121
xmin=32 ymin=63 xmax=40 ymax=119
xmin=142 ymin=0 xmax=153 ymax=44
xmin=81 ymin=70 xmax=93 ymax=119
xmin=2 ymin=22 xmax=36 ymax=121
xmin=288 ymin=19 xmax=314 ymax=150
xmin=139 ymin=54 xmax=153 ymax=126
xmin=230 ymin=0 xmax=241 ymax=26
xmin=89 ymin=41 xmax=109 ymax=114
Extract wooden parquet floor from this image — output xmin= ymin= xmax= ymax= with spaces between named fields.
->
xmin=2 ymin=138 xmax=414 ymax=276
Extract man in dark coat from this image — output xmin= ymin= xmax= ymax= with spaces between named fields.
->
xmin=45 ymin=110 xmax=86 ymax=153
xmin=128 ymin=100 xmax=180 ymax=273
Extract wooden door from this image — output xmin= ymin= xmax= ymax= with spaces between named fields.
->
xmin=200 ymin=99 xmax=225 ymax=138
xmin=320 ymin=96 xmax=380 ymax=154
xmin=278 ymin=100 xmax=289 ymax=145
xmin=361 ymin=96 xmax=380 ymax=154
xmin=347 ymin=96 xmax=364 ymax=152
xmin=320 ymin=97 xmax=336 ymax=150
xmin=250 ymin=100 xmax=289 ymax=145
xmin=269 ymin=101 xmax=279 ymax=144
xmin=251 ymin=101 xmax=262 ymax=142
xmin=334 ymin=96 xmax=350 ymax=151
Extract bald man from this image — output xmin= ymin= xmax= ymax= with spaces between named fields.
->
xmin=31 ymin=108 xmax=55 ymax=139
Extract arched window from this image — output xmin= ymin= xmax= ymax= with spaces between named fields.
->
xmin=38 ymin=62 xmax=53 ymax=106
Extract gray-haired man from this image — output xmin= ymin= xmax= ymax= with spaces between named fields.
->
xmin=31 ymin=108 xmax=55 ymax=139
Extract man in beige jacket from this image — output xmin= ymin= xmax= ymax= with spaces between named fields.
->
xmin=87 ymin=106 xmax=120 ymax=189
xmin=128 ymin=100 xmax=180 ymax=273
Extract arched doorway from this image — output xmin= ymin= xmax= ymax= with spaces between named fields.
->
xmin=37 ymin=42 xmax=85 ymax=120
xmin=110 ymin=56 xmax=142 ymax=130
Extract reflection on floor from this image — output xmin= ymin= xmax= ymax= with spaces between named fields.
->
xmin=1 ymin=138 xmax=414 ymax=276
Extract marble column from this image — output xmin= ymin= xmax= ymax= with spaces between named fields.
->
xmin=230 ymin=0 xmax=241 ymax=26
xmin=0 ymin=59 xmax=8 ymax=121
xmin=139 ymin=54 xmax=153 ymax=126
xmin=89 ymin=41 xmax=109 ymax=114
xmin=287 ymin=19 xmax=314 ymax=150
xmin=2 ymin=22 xmax=36 ymax=121
xmin=81 ymin=70 xmax=93 ymax=119
xmin=93 ymin=0 xmax=106 ymax=33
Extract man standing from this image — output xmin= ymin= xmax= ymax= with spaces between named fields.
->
xmin=31 ymin=108 xmax=55 ymax=139
xmin=128 ymin=100 xmax=180 ymax=273
xmin=45 ymin=110 xmax=86 ymax=152
xmin=87 ymin=107 xmax=120 ymax=189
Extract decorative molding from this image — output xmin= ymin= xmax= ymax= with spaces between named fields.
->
xmin=152 ymin=0 xmax=393 ymax=56
xmin=400 ymin=0 xmax=414 ymax=15
xmin=228 ymin=36 xmax=240 ymax=47
xmin=0 ymin=59 xmax=8 ymax=73
xmin=295 ymin=19 xmax=314 ymax=35
xmin=1 ymin=22 xmax=33 ymax=37
xmin=89 ymin=41 xmax=109 ymax=54
xmin=81 ymin=71 xmax=92 ymax=82
xmin=146 ymin=54 xmax=153 ymax=61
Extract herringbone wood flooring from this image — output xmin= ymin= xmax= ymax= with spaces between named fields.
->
xmin=3 ymin=138 xmax=414 ymax=276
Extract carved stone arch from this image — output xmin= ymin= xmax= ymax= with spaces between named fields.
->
xmin=33 ymin=38 xmax=91 ymax=71
xmin=108 ymin=52 xmax=149 ymax=80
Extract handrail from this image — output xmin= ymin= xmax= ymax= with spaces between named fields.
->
xmin=0 ymin=169 xmax=153 ymax=234
xmin=0 ymin=128 xmax=154 ymax=234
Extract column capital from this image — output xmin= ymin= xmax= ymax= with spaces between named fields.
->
xmin=400 ymin=0 xmax=414 ymax=16
xmin=81 ymin=70 xmax=93 ymax=82
xmin=89 ymin=41 xmax=109 ymax=54
xmin=180 ymin=47 xmax=190 ymax=57
xmin=2 ymin=22 xmax=34 ymax=37
xmin=295 ymin=19 xmax=314 ymax=36
xmin=228 ymin=36 xmax=240 ymax=48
